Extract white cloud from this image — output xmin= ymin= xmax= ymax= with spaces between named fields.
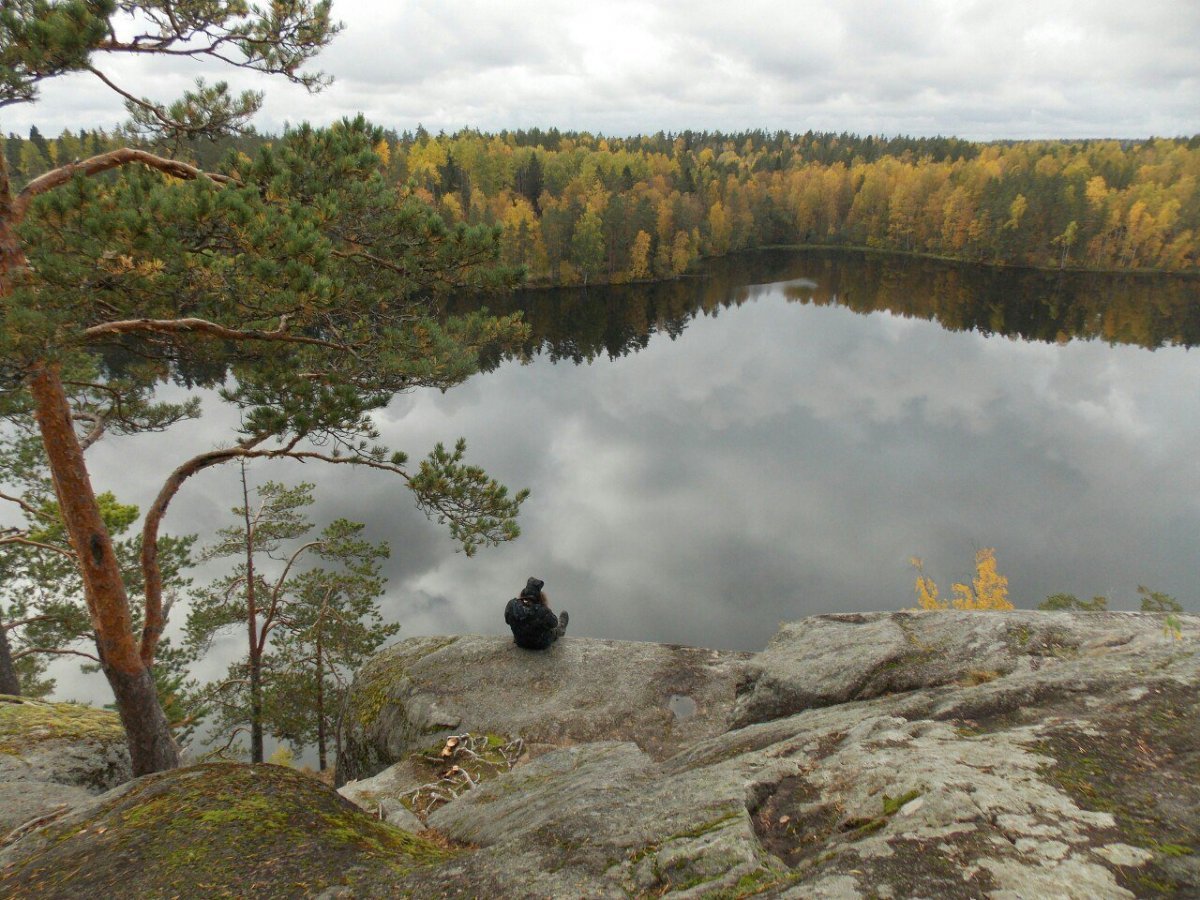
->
xmin=4 ymin=0 xmax=1197 ymax=139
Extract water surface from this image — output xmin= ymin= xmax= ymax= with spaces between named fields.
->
xmin=91 ymin=249 xmax=1200 ymax=658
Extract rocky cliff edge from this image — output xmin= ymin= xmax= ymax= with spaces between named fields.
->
xmin=337 ymin=610 xmax=1199 ymax=898
xmin=2 ymin=610 xmax=1197 ymax=898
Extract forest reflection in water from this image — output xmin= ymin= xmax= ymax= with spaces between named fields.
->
xmin=447 ymin=248 xmax=1200 ymax=368
xmin=82 ymin=249 xmax=1200 ymax=670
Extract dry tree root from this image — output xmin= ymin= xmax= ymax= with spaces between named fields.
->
xmin=401 ymin=732 xmax=525 ymax=817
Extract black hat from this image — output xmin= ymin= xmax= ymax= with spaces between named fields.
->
xmin=520 ymin=576 xmax=545 ymax=598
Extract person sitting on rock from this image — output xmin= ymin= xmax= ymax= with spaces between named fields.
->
xmin=504 ymin=577 xmax=568 ymax=650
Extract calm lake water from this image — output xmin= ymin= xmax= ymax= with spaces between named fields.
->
xmin=87 ymin=248 xmax=1200 ymax=663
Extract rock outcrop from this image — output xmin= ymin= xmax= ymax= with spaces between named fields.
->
xmin=337 ymin=634 xmax=750 ymax=783
xmin=0 ymin=695 xmax=132 ymax=836
xmin=2 ymin=611 xmax=1197 ymax=898
xmin=339 ymin=611 xmax=1199 ymax=898
xmin=0 ymin=763 xmax=453 ymax=898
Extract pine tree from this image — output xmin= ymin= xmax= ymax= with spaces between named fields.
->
xmin=1 ymin=3 xmax=527 ymax=775
xmin=264 ymin=520 xmax=397 ymax=771
xmin=0 ymin=429 xmax=196 ymax=708
xmin=185 ymin=469 xmax=397 ymax=769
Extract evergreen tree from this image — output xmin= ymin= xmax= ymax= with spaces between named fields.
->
xmin=0 ymin=429 xmax=196 ymax=711
xmin=263 ymin=519 xmax=396 ymax=771
xmin=1 ymin=2 xmax=527 ymax=775
xmin=185 ymin=469 xmax=397 ymax=768
xmin=1138 ymin=586 xmax=1183 ymax=613
xmin=1038 ymin=593 xmax=1108 ymax=612
xmin=515 ymin=151 xmax=544 ymax=212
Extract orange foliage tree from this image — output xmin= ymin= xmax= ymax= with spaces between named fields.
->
xmin=910 ymin=548 xmax=1013 ymax=611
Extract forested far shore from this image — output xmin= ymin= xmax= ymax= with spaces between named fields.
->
xmin=8 ymin=126 xmax=1200 ymax=281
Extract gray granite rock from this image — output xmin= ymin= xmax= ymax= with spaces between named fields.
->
xmin=337 ymin=634 xmax=751 ymax=784
xmin=356 ymin=611 xmax=1200 ymax=897
xmin=0 ymin=780 xmax=93 ymax=836
xmin=0 ymin=695 xmax=131 ymax=793
xmin=4 ymin=611 xmax=1197 ymax=898
xmin=729 ymin=609 xmax=1169 ymax=728
xmin=337 ymin=758 xmax=430 ymax=832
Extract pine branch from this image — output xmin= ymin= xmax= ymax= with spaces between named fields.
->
xmin=0 ymin=534 xmax=75 ymax=560
xmin=2 ymin=613 xmax=56 ymax=633
xmin=81 ymin=315 xmax=349 ymax=352
xmin=12 ymin=646 xmax=100 ymax=663
xmin=73 ymin=410 xmax=108 ymax=451
xmin=0 ymin=490 xmax=41 ymax=520
xmin=87 ymin=65 xmax=180 ymax=133
xmin=138 ymin=435 xmax=269 ymax=665
xmin=258 ymin=540 xmax=324 ymax=654
xmin=13 ymin=148 xmax=236 ymax=224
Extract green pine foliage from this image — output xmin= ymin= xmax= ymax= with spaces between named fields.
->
xmin=1 ymin=2 xmax=529 ymax=774
xmin=1037 ymin=587 xmax=1183 ymax=614
xmin=0 ymin=429 xmax=196 ymax=704
xmin=1038 ymin=593 xmax=1109 ymax=612
xmin=1138 ymin=586 xmax=1183 ymax=613
xmin=185 ymin=474 xmax=398 ymax=768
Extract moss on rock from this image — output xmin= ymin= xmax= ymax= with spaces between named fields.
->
xmin=1032 ymin=681 xmax=1200 ymax=896
xmin=0 ymin=763 xmax=453 ymax=898
xmin=0 ymin=696 xmax=124 ymax=756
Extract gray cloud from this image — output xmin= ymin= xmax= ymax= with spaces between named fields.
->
xmin=5 ymin=0 xmax=1197 ymax=139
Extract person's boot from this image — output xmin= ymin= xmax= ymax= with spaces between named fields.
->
xmin=556 ymin=610 xmax=569 ymax=637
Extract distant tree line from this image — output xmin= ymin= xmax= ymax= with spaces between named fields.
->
xmin=8 ymin=126 xmax=1199 ymax=286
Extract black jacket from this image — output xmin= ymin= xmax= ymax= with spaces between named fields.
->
xmin=504 ymin=597 xmax=561 ymax=650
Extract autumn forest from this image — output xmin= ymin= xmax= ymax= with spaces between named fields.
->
xmin=7 ymin=126 xmax=1200 ymax=286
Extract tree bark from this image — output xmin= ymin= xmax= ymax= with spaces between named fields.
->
xmin=0 ymin=620 xmax=21 ymax=695
xmin=1 ymin=161 xmax=26 ymax=702
xmin=0 ymin=149 xmax=24 ymax=291
xmin=28 ymin=364 xmax=180 ymax=775
xmin=3 ymin=151 xmax=179 ymax=773
xmin=104 ymin=659 xmax=180 ymax=775
xmin=240 ymin=463 xmax=265 ymax=764
xmin=315 ymin=628 xmax=326 ymax=771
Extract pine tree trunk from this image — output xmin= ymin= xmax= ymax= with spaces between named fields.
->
xmin=241 ymin=464 xmax=264 ymax=764
xmin=105 ymin=660 xmax=180 ymax=774
xmin=0 ymin=621 xmax=21 ymax=695
xmin=28 ymin=365 xmax=180 ymax=775
xmin=315 ymin=629 xmax=326 ymax=771
xmin=1 ymin=159 xmax=25 ymax=701
xmin=0 ymin=149 xmax=23 ymax=289
xmin=249 ymin=653 xmax=264 ymax=763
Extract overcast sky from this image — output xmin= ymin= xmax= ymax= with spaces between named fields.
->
xmin=5 ymin=0 xmax=1198 ymax=140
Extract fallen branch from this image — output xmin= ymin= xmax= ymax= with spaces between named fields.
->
xmin=2 ymin=805 xmax=72 ymax=848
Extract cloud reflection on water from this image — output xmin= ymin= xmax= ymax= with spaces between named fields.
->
xmin=368 ymin=262 xmax=1199 ymax=652
xmin=60 ymin=251 xmax=1200 ymax=709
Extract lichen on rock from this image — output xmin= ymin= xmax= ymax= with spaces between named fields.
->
xmin=2 ymin=610 xmax=1197 ymax=897
xmin=0 ymin=762 xmax=453 ymax=898
xmin=0 ymin=695 xmax=132 ymax=835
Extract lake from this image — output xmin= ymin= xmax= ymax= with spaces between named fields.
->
xmin=87 ymin=248 xmax=1200 ymax=662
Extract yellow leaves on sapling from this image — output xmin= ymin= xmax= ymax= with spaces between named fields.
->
xmin=910 ymin=548 xmax=1012 ymax=612
xmin=909 ymin=556 xmax=946 ymax=610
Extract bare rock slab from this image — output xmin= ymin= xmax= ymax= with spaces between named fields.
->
xmin=342 ymin=611 xmax=1200 ymax=897
xmin=337 ymin=634 xmax=751 ymax=784
xmin=6 ymin=611 xmax=1197 ymax=897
